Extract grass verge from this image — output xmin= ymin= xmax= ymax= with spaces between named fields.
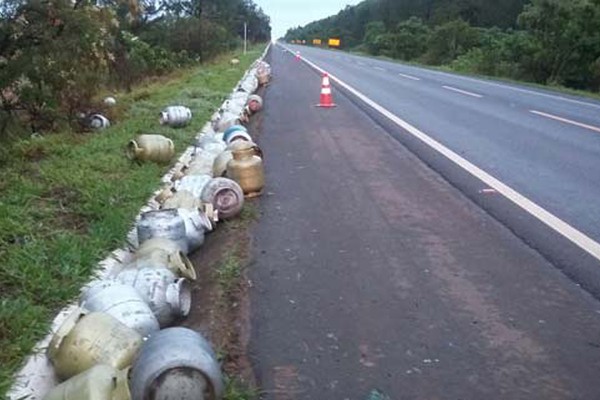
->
xmin=0 ymin=45 xmax=265 ymax=396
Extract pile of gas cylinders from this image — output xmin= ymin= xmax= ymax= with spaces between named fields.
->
xmin=40 ymin=59 xmax=272 ymax=400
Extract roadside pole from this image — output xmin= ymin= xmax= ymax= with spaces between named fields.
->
xmin=244 ymin=22 xmax=247 ymax=55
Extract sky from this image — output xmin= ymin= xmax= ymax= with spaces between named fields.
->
xmin=254 ymin=0 xmax=364 ymax=40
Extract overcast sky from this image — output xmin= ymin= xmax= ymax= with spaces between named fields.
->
xmin=254 ymin=0 xmax=364 ymax=40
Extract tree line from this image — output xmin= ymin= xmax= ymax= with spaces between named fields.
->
xmin=285 ymin=0 xmax=600 ymax=93
xmin=0 ymin=0 xmax=271 ymax=135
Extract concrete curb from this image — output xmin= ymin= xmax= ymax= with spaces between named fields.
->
xmin=8 ymin=42 xmax=271 ymax=400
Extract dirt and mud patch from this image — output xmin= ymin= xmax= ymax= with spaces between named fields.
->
xmin=183 ymin=202 xmax=259 ymax=390
xmin=181 ymin=83 xmax=267 ymax=395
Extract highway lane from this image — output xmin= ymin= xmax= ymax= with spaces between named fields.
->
xmin=285 ymin=43 xmax=600 ymax=246
xmin=328 ymin=49 xmax=600 ymax=119
xmin=249 ymin=45 xmax=600 ymax=400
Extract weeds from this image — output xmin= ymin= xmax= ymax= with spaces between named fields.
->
xmin=214 ymin=203 xmax=260 ymax=295
xmin=215 ymin=250 xmax=243 ymax=295
xmin=224 ymin=376 xmax=259 ymax=400
xmin=239 ymin=203 xmax=260 ymax=223
xmin=225 ymin=202 xmax=260 ymax=230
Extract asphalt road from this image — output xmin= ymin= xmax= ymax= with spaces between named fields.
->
xmin=248 ymin=46 xmax=600 ymax=399
xmin=282 ymin=43 xmax=600 ymax=298
xmin=285 ymin=44 xmax=600 ymax=241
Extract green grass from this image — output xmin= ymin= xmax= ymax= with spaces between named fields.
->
xmin=0 ymin=44 xmax=266 ymax=396
xmin=213 ymin=203 xmax=259 ymax=295
xmin=225 ymin=202 xmax=260 ymax=231
xmin=224 ymin=376 xmax=258 ymax=400
xmin=238 ymin=202 xmax=259 ymax=223
xmin=215 ymin=249 xmax=243 ymax=295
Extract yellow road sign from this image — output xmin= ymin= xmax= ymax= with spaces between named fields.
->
xmin=328 ymin=38 xmax=341 ymax=47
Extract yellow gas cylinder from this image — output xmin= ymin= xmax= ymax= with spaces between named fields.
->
xmin=127 ymin=134 xmax=175 ymax=164
xmin=43 ymin=364 xmax=130 ymax=400
xmin=47 ymin=309 xmax=142 ymax=380
xmin=226 ymin=146 xmax=265 ymax=198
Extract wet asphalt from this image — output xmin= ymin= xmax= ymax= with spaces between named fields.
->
xmin=284 ymin=44 xmax=600 ymax=244
xmin=248 ymin=46 xmax=600 ymax=400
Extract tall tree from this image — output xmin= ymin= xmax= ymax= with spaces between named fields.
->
xmin=518 ymin=0 xmax=600 ymax=86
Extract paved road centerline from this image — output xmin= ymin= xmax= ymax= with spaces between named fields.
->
xmin=398 ymin=73 xmax=421 ymax=81
xmin=374 ymin=66 xmax=386 ymax=72
xmin=530 ymin=110 xmax=600 ymax=134
xmin=442 ymin=85 xmax=483 ymax=98
xmin=424 ymin=69 xmax=600 ymax=109
xmin=282 ymin=44 xmax=600 ymax=262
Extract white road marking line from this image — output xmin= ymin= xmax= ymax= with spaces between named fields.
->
xmin=398 ymin=73 xmax=421 ymax=81
xmin=530 ymin=110 xmax=600 ymax=134
xmin=442 ymin=85 xmax=483 ymax=98
xmin=480 ymin=188 xmax=497 ymax=194
xmin=374 ymin=66 xmax=386 ymax=72
xmin=280 ymin=43 xmax=600 ymax=262
xmin=423 ymin=69 xmax=600 ymax=110
xmin=295 ymin=41 xmax=600 ymax=110
xmin=288 ymin=44 xmax=600 ymax=109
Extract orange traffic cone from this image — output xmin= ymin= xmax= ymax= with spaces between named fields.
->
xmin=316 ymin=73 xmax=336 ymax=108
xmin=295 ymin=51 xmax=301 ymax=61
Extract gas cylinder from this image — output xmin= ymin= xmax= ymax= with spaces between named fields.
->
xmin=227 ymin=140 xmax=262 ymax=157
xmin=185 ymin=152 xmax=216 ymax=176
xmin=212 ymin=151 xmax=233 ymax=177
xmin=89 ymin=114 xmax=110 ymax=130
xmin=159 ymin=106 xmax=192 ymax=127
xmin=224 ymin=130 xmax=252 ymax=145
xmin=43 ymin=364 xmax=130 ymax=400
xmin=116 ymin=267 xmax=191 ymax=327
xmin=127 ymin=135 xmax=175 ymax=164
xmin=79 ymin=281 xmax=159 ymax=337
xmin=226 ymin=146 xmax=265 ymax=198
xmin=137 ymin=209 xmax=188 ymax=254
xmin=200 ymin=178 xmax=244 ymax=219
xmin=214 ymin=112 xmax=241 ymax=133
xmin=174 ymin=175 xmax=212 ymax=199
xmin=162 ymin=190 xmax=200 ymax=210
xmin=133 ymin=238 xmax=197 ymax=281
xmin=130 ymin=328 xmax=223 ymax=400
xmin=47 ymin=309 xmax=142 ymax=380
xmin=246 ymin=94 xmax=263 ymax=113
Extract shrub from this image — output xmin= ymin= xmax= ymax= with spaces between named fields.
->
xmin=423 ymin=19 xmax=480 ymax=65
xmin=0 ymin=1 xmax=118 ymax=132
xmin=363 ymin=21 xmax=387 ymax=55
xmin=450 ymin=29 xmax=532 ymax=78
xmin=392 ymin=17 xmax=430 ymax=61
